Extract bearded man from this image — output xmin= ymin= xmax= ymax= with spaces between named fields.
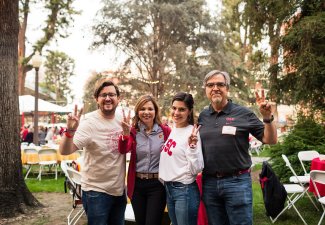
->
xmin=198 ymin=70 xmax=277 ymax=225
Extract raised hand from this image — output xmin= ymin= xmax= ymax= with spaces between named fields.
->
xmin=121 ymin=108 xmax=131 ymax=135
xmin=188 ymin=124 xmax=201 ymax=149
xmin=255 ymin=89 xmax=272 ymax=118
xmin=66 ymin=105 xmax=83 ymax=132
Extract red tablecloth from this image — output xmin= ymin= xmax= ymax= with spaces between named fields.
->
xmin=309 ymin=158 xmax=325 ymax=196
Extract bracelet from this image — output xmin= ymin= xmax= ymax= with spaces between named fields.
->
xmin=64 ymin=128 xmax=75 ymax=138
xmin=66 ymin=129 xmax=76 ymax=132
xmin=64 ymin=131 xmax=74 ymax=138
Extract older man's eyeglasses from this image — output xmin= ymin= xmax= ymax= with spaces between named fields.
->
xmin=99 ymin=93 xmax=117 ymax=98
xmin=205 ymin=82 xmax=227 ymax=88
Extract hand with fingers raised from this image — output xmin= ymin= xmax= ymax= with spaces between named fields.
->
xmin=255 ymin=89 xmax=273 ymax=120
xmin=121 ymin=108 xmax=132 ymax=136
xmin=188 ymin=124 xmax=201 ymax=149
xmin=66 ymin=105 xmax=83 ymax=136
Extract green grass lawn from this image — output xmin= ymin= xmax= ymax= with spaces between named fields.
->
xmin=24 ymin=166 xmax=66 ymax=193
xmin=24 ymin=164 xmax=322 ymax=225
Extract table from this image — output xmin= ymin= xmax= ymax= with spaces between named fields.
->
xmin=21 ymin=145 xmax=79 ymax=164
xmin=309 ymin=157 xmax=325 ymax=196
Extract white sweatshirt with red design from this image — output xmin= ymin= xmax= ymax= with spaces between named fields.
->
xmin=159 ymin=125 xmax=204 ymax=184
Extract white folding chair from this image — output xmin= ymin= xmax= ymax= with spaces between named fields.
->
xmin=271 ymin=183 xmax=307 ymax=225
xmin=66 ymin=167 xmax=85 ymax=225
xmin=125 ymin=204 xmax=135 ymax=222
xmin=24 ymin=148 xmax=39 ymax=179
xmin=37 ymin=148 xmax=58 ymax=180
xmin=298 ymin=150 xmax=319 ymax=175
xmin=249 ymin=140 xmax=263 ymax=155
xmin=282 ymin=154 xmax=319 ymax=211
xmin=310 ymin=170 xmax=325 ymax=225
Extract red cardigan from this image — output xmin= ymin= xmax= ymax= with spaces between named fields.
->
xmin=118 ymin=124 xmax=171 ymax=200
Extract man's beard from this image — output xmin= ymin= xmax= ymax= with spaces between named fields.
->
xmin=213 ymin=96 xmax=223 ymax=105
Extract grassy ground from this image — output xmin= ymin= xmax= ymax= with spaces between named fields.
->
xmin=24 ymin=163 xmax=322 ymax=225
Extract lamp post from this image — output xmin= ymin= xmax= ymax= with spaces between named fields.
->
xmin=32 ymin=51 xmax=42 ymax=145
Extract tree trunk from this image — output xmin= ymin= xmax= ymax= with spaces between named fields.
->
xmin=0 ymin=0 xmax=42 ymax=218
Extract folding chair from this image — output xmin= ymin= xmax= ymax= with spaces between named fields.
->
xmin=66 ymin=167 xmax=85 ymax=225
xmin=298 ymin=150 xmax=319 ymax=175
xmin=260 ymin=161 xmax=308 ymax=225
xmin=310 ymin=170 xmax=325 ymax=225
xmin=249 ymin=140 xmax=263 ymax=155
xmin=37 ymin=148 xmax=58 ymax=180
xmin=125 ymin=204 xmax=135 ymax=222
xmin=282 ymin=154 xmax=319 ymax=211
xmin=24 ymin=148 xmax=39 ymax=179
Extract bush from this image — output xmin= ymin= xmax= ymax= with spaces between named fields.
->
xmin=269 ymin=114 xmax=325 ymax=182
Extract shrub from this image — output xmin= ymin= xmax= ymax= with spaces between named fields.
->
xmin=269 ymin=114 xmax=325 ymax=182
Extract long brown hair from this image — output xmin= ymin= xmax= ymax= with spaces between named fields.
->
xmin=132 ymin=95 xmax=161 ymax=131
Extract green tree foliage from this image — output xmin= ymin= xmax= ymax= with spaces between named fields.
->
xmin=278 ymin=1 xmax=325 ymax=111
xmin=219 ymin=0 xmax=260 ymax=108
xmin=236 ymin=0 xmax=297 ymax=100
xmin=42 ymin=50 xmax=75 ymax=105
xmin=18 ymin=0 xmax=79 ymax=95
xmin=91 ymin=0 xmax=223 ymax=112
xmin=269 ymin=115 xmax=325 ymax=182
xmin=82 ymin=72 xmax=106 ymax=113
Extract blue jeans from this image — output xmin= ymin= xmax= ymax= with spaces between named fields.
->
xmin=165 ymin=181 xmax=200 ymax=225
xmin=82 ymin=190 xmax=126 ymax=225
xmin=202 ymin=173 xmax=252 ymax=225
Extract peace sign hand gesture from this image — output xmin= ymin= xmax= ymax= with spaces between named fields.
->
xmin=66 ymin=105 xmax=83 ymax=132
xmin=255 ymin=89 xmax=272 ymax=119
xmin=121 ymin=108 xmax=131 ymax=135
xmin=188 ymin=124 xmax=201 ymax=149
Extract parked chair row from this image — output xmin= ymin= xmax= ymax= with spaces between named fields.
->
xmin=261 ymin=150 xmax=321 ymax=225
xmin=23 ymin=148 xmax=83 ymax=180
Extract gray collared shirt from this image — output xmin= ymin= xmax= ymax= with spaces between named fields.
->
xmin=136 ymin=123 xmax=164 ymax=173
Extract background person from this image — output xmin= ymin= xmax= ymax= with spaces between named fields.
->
xmin=59 ymin=79 xmax=126 ymax=225
xmin=159 ymin=92 xmax=204 ymax=225
xmin=161 ymin=116 xmax=169 ymax=127
xmin=198 ymin=70 xmax=277 ymax=225
xmin=119 ymin=95 xmax=171 ymax=225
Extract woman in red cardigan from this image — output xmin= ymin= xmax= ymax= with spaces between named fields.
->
xmin=118 ymin=95 xmax=171 ymax=225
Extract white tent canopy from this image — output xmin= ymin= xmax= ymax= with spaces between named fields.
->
xmin=19 ymin=95 xmax=71 ymax=115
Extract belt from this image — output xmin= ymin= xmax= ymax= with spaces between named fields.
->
xmin=209 ymin=169 xmax=251 ymax=179
xmin=136 ymin=172 xmax=159 ymax=179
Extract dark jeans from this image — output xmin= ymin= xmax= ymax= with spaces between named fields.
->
xmin=165 ymin=181 xmax=200 ymax=225
xmin=202 ymin=173 xmax=253 ymax=225
xmin=131 ymin=178 xmax=166 ymax=225
xmin=82 ymin=190 xmax=126 ymax=225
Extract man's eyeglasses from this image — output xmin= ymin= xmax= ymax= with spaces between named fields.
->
xmin=99 ymin=93 xmax=117 ymax=98
xmin=205 ymin=82 xmax=227 ymax=88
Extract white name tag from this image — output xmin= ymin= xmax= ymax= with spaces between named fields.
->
xmin=222 ymin=126 xmax=236 ymax=135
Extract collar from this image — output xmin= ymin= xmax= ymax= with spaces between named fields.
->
xmin=139 ymin=122 xmax=159 ymax=134
xmin=208 ymin=99 xmax=233 ymax=115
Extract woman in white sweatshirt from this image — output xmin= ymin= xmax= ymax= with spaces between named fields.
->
xmin=159 ymin=92 xmax=204 ymax=225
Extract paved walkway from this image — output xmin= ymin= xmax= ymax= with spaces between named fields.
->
xmin=251 ymin=156 xmax=270 ymax=167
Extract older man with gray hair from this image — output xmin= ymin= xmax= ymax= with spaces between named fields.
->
xmin=198 ymin=70 xmax=277 ymax=225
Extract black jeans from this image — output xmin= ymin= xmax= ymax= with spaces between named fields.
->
xmin=131 ymin=178 xmax=166 ymax=225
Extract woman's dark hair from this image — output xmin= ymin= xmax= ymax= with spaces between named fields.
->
xmin=132 ymin=95 xmax=161 ymax=131
xmin=172 ymin=92 xmax=194 ymax=125
xmin=93 ymin=79 xmax=120 ymax=99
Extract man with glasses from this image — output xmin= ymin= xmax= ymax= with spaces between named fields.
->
xmin=198 ymin=70 xmax=277 ymax=225
xmin=59 ymin=79 xmax=126 ymax=225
